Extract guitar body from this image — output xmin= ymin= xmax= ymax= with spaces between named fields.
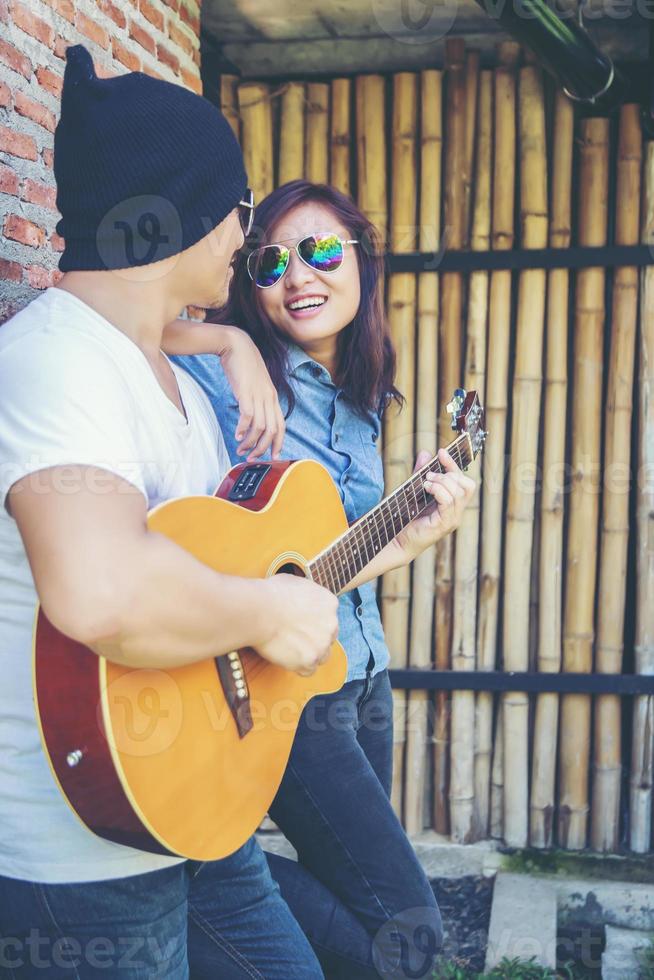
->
xmin=33 ymin=459 xmax=349 ymax=861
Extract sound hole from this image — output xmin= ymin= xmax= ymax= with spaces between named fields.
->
xmin=276 ymin=562 xmax=305 ymax=578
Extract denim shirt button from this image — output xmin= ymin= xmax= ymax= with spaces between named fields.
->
xmin=334 ymin=433 xmax=340 ymax=444
xmin=356 ymin=605 xmax=363 ymax=618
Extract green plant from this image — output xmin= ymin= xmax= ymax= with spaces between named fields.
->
xmin=431 ymin=955 xmax=574 ymax=979
xmin=431 ymin=956 xmax=477 ymax=979
xmin=636 ymin=938 xmax=654 ymax=980
xmin=484 ymin=957 xmax=558 ymax=979
xmin=557 ymin=958 xmax=595 ymax=980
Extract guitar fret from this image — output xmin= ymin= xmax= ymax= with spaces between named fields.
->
xmin=358 ymin=515 xmax=370 ymax=557
xmin=347 ymin=525 xmax=364 ymax=577
xmin=340 ymin=536 xmax=356 ymax=590
xmin=321 ymin=553 xmax=339 ymax=594
xmin=370 ymin=508 xmax=386 ymax=553
xmin=335 ymin=540 xmax=350 ymax=593
xmin=320 ymin=559 xmax=334 ymax=592
xmin=386 ymin=495 xmax=401 ymax=537
xmin=408 ymin=480 xmax=419 ymax=519
xmin=360 ymin=514 xmax=376 ymax=559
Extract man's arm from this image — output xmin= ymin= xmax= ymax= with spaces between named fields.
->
xmin=9 ymin=466 xmax=338 ymax=675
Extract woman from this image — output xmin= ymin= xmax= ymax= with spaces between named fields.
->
xmin=165 ymin=180 xmax=475 ymax=979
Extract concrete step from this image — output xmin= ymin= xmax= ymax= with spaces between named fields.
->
xmin=485 ymin=872 xmax=558 ymax=971
xmin=602 ymin=925 xmax=654 ymax=980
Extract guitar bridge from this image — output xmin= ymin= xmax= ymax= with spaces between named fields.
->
xmin=215 ymin=651 xmax=253 ymax=739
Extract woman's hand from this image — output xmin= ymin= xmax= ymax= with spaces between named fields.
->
xmin=215 ymin=325 xmax=286 ymax=460
xmin=393 ymin=447 xmax=476 ymax=563
xmin=161 ymin=319 xmax=285 ymax=460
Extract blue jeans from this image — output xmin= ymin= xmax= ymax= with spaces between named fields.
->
xmin=0 ymin=838 xmax=322 ymax=979
xmin=266 ymin=667 xmax=443 ymax=980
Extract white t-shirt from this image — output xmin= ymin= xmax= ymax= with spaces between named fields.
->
xmin=0 ymin=286 xmax=230 ymax=883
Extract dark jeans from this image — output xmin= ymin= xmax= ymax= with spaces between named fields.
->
xmin=0 ymin=838 xmax=323 ymax=979
xmin=266 ymin=667 xmax=443 ymax=980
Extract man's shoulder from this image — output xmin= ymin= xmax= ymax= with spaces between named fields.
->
xmin=0 ymin=290 xmax=51 ymax=353
xmin=0 ymin=289 xmax=129 ymax=379
xmin=0 ymin=293 xmax=138 ymax=426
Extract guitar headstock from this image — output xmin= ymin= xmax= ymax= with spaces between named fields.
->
xmin=446 ymin=388 xmax=487 ymax=463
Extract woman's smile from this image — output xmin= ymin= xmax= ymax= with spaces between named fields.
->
xmin=284 ymin=293 xmax=329 ymax=319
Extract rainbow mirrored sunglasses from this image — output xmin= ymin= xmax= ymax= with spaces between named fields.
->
xmin=246 ymin=232 xmax=359 ymax=289
xmin=238 ymin=189 xmax=255 ymax=237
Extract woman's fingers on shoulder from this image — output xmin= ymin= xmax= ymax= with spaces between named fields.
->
xmin=235 ymin=402 xmax=254 ymax=441
xmin=271 ymin=400 xmax=286 ymax=459
xmin=237 ymin=405 xmax=265 ymax=455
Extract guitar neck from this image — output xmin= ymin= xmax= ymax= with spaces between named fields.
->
xmin=308 ymin=432 xmax=472 ymax=595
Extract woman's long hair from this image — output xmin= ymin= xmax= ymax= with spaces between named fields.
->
xmin=212 ymin=180 xmax=403 ymax=418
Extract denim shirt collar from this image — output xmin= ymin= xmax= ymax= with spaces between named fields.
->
xmin=286 ymin=342 xmax=335 ymax=387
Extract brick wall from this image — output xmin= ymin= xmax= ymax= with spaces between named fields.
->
xmin=0 ymin=0 xmax=202 ymax=322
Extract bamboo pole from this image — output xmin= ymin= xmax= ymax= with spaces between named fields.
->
xmin=490 ymin=702 xmax=505 ymax=839
xmin=330 ymin=78 xmax=352 ymax=196
xmin=630 ymin=140 xmax=654 ymax=854
xmin=529 ymin=89 xmax=574 ymax=849
xmin=462 ymin=50 xmax=480 ymax=248
xmin=405 ymin=69 xmax=442 ymax=836
xmin=501 ymin=63 xmax=548 ymax=849
xmin=380 ymin=73 xmax=416 ymax=820
xmin=220 ymin=74 xmax=241 ymax=141
xmin=278 ymin=82 xmax=306 ymax=185
xmin=450 ymin=70 xmax=491 ymax=844
xmin=474 ymin=41 xmax=519 ymax=843
xmin=356 ymin=75 xmax=388 ymax=241
xmin=432 ymin=38 xmax=467 ymax=837
xmin=591 ymin=105 xmax=642 ymax=852
xmin=355 ymin=78 xmax=390 ymax=811
xmin=559 ymin=117 xmax=610 ymax=850
xmin=305 ymin=83 xmax=329 ymax=184
xmin=238 ymin=82 xmax=274 ymax=205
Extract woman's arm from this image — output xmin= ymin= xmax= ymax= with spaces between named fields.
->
xmin=341 ymin=448 xmax=476 ymax=593
xmin=162 ymin=319 xmax=239 ymax=357
xmin=163 ymin=319 xmax=285 ymax=460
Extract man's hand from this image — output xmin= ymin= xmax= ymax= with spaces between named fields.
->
xmin=255 ymin=574 xmax=339 ymax=677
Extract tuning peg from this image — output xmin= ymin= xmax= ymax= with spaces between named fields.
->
xmin=446 ymin=388 xmax=466 ymax=429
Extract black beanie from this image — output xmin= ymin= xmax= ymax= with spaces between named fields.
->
xmin=54 ymin=45 xmax=247 ymax=272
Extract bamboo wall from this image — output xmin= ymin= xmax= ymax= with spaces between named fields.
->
xmin=220 ymin=45 xmax=654 ymax=855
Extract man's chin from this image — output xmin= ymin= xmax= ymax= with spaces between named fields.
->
xmin=210 ymin=281 xmax=230 ymax=308
xmin=191 ymin=288 xmax=227 ymax=311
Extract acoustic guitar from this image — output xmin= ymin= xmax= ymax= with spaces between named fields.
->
xmin=33 ymin=388 xmax=486 ymax=860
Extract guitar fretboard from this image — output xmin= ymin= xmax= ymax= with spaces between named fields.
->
xmin=308 ymin=432 xmax=471 ymax=595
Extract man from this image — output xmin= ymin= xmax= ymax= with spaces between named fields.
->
xmin=0 ymin=44 xmax=337 ymax=978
